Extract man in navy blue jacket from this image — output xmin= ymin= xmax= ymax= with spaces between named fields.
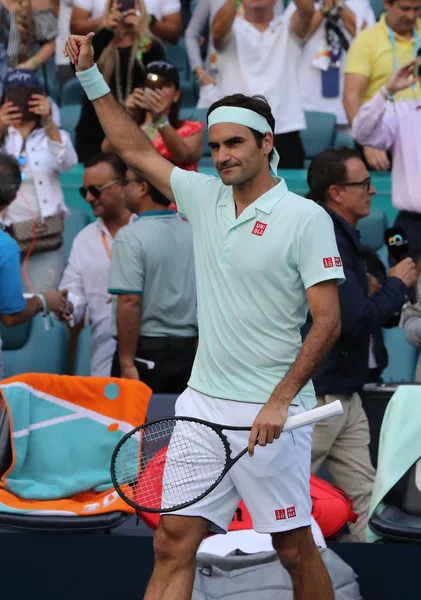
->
xmin=303 ymin=148 xmax=417 ymax=541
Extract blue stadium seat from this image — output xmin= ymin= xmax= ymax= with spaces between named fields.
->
xmin=371 ymin=0 xmax=384 ymax=20
xmin=300 ymin=111 xmax=336 ymax=162
xmin=190 ymin=107 xmax=209 ymax=163
xmin=1 ymin=316 xmax=70 ymax=378
xmin=60 ymin=104 xmax=81 ymax=146
xmin=164 ymin=39 xmax=190 ymax=80
xmin=61 ymin=77 xmax=84 ymax=106
xmin=357 ymin=207 xmax=388 ymax=250
xmin=63 ymin=208 xmax=91 ymax=261
xmin=382 ymin=328 xmax=418 ymax=383
xmin=180 ymin=79 xmax=198 ymax=108
xmin=73 ymin=326 xmax=92 ymax=377
xmin=334 ymin=131 xmax=355 ymax=149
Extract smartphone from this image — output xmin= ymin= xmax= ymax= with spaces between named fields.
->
xmin=144 ymin=72 xmax=166 ymax=90
xmin=119 ymin=0 xmax=135 ymax=12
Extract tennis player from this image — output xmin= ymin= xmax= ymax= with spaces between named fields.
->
xmin=65 ymin=33 xmax=345 ymax=600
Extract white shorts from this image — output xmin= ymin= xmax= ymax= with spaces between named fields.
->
xmin=164 ymin=387 xmax=313 ymax=534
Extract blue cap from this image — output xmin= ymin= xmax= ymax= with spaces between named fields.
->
xmin=3 ymin=69 xmax=41 ymax=92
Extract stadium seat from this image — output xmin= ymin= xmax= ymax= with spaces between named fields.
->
xmin=370 ymin=0 xmax=384 ymax=20
xmin=334 ymin=131 xmax=355 ymax=149
xmin=61 ymin=77 xmax=84 ymax=106
xmin=164 ymin=39 xmax=190 ymax=81
xmin=0 ymin=321 xmax=31 ymax=351
xmin=180 ymin=79 xmax=198 ymax=108
xmin=73 ymin=326 xmax=92 ymax=377
xmin=300 ymin=111 xmax=336 ymax=163
xmin=1 ymin=315 xmax=70 ymax=378
xmin=60 ymin=104 xmax=82 ymax=146
xmin=357 ymin=207 xmax=388 ymax=250
xmin=64 ymin=207 xmax=90 ymax=261
xmin=382 ymin=327 xmax=418 ymax=383
xmin=191 ymin=107 xmax=210 ymax=165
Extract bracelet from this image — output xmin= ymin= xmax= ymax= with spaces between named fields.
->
xmin=155 ymin=115 xmax=170 ymax=129
xmin=232 ymin=0 xmax=241 ymax=9
xmin=30 ymin=57 xmax=39 ymax=69
xmin=35 ymin=293 xmax=54 ymax=330
xmin=76 ymin=64 xmax=111 ymax=101
xmin=380 ymin=85 xmax=394 ymax=102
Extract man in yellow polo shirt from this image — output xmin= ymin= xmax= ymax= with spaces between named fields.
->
xmin=344 ymin=0 xmax=421 ymax=170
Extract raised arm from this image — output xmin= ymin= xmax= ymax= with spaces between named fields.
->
xmin=65 ymin=34 xmax=175 ymax=202
xmin=212 ymin=0 xmax=236 ymax=49
xmin=289 ymin=0 xmax=315 ymax=39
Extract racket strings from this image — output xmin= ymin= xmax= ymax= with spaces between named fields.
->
xmin=113 ymin=420 xmax=229 ymax=511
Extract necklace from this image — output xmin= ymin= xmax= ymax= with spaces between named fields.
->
xmin=114 ymin=46 xmax=136 ymax=106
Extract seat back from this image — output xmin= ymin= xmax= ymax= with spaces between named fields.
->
xmin=63 ymin=208 xmax=91 ymax=261
xmin=59 ymin=104 xmax=82 ymax=146
xmin=300 ymin=111 xmax=336 ymax=161
xmin=357 ymin=208 xmax=388 ymax=251
xmin=61 ymin=77 xmax=84 ymax=106
xmin=0 ymin=321 xmax=31 ymax=350
xmin=387 ymin=458 xmax=421 ymax=516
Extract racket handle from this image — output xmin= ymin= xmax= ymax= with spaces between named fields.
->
xmin=283 ymin=399 xmax=343 ymax=432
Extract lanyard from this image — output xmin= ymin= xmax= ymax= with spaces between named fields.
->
xmin=101 ymin=229 xmax=112 ymax=260
xmin=388 ymin=26 xmax=420 ymax=88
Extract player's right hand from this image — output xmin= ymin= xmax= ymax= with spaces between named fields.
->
xmin=64 ymin=33 xmax=95 ymax=72
xmin=389 ymin=257 xmax=417 ymax=288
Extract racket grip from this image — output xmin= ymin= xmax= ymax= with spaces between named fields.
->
xmin=282 ymin=399 xmax=343 ymax=432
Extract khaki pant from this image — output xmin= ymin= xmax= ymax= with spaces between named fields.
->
xmin=311 ymin=393 xmax=376 ymax=542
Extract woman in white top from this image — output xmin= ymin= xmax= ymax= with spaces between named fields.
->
xmin=0 ymin=69 xmax=77 ymax=292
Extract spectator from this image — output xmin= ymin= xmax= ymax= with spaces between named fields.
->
xmin=352 ymin=60 xmax=421 ymax=261
xmin=71 ymin=0 xmax=182 ymax=43
xmin=109 ymin=167 xmax=197 ymax=391
xmin=102 ymin=61 xmax=204 ymax=171
xmin=75 ymin=0 xmax=165 ymax=163
xmin=0 ymin=69 xmax=77 ymax=292
xmin=0 ymin=152 xmax=70 ymax=379
xmin=59 ymin=153 xmax=135 ymax=377
xmin=185 ymin=0 xmax=284 ymax=109
xmin=402 ymin=260 xmax=421 ymax=382
xmin=303 ymin=147 xmax=417 ymax=541
xmin=0 ymin=3 xmax=9 ymax=97
xmin=211 ymin=0 xmax=314 ymax=169
xmin=56 ymin=0 xmax=74 ymax=86
xmin=1 ymin=0 xmax=58 ymax=71
xmin=285 ymin=0 xmax=375 ymax=130
xmin=344 ymin=0 xmax=421 ymax=171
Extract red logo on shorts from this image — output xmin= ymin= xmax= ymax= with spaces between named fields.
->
xmin=334 ymin=256 xmax=342 ymax=267
xmin=323 ymin=257 xmax=334 ymax=268
xmin=252 ymin=221 xmax=267 ymax=236
xmin=287 ymin=506 xmax=296 ymax=518
xmin=275 ymin=509 xmax=286 ymax=520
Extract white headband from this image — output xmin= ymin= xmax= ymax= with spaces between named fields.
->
xmin=207 ymin=106 xmax=279 ymax=175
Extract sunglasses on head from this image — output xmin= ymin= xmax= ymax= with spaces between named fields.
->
xmin=79 ymin=179 xmax=122 ymax=199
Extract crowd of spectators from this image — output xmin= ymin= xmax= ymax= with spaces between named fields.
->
xmin=0 ymin=0 xmax=420 ymax=544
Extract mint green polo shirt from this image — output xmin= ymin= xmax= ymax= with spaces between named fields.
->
xmin=109 ymin=210 xmax=197 ymax=338
xmin=170 ymin=168 xmax=345 ymax=409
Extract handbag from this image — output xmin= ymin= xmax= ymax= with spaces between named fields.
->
xmin=8 ymin=214 xmax=64 ymax=254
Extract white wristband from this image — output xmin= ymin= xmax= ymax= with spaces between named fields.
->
xmin=381 ymin=85 xmax=394 ymax=102
xmin=76 ymin=64 xmax=111 ymax=101
xmin=34 ymin=293 xmax=47 ymax=315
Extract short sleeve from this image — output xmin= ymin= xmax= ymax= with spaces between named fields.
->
xmin=108 ymin=230 xmax=145 ymax=295
xmin=170 ymin=167 xmax=218 ymax=223
xmin=344 ymin=30 xmax=371 ymax=76
xmin=298 ymin=209 xmax=345 ymax=289
xmin=73 ymin=0 xmax=94 ymax=11
xmin=0 ymin=237 xmax=26 ymax=314
xmin=34 ymin=9 xmax=59 ymax=42
xmin=159 ymin=0 xmax=181 ymax=16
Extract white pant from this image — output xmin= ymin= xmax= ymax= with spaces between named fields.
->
xmin=166 ymin=388 xmax=313 ymax=534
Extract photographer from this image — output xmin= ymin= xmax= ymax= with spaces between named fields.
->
xmin=102 ymin=61 xmax=204 ymax=171
xmin=0 ymin=152 xmax=70 ymax=379
xmin=75 ymin=0 xmax=165 ymax=162
xmin=353 ymin=59 xmax=421 ymax=261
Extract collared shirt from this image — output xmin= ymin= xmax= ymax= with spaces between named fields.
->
xmin=170 ymin=168 xmax=345 ymax=408
xmin=345 ymin=14 xmax=421 ymax=103
xmin=59 ymin=216 xmax=136 ymax=377
xmin=352 ymin=90 xmax=421 ymax=213
xmin=109 ymin=210 xmax=197 ymax=338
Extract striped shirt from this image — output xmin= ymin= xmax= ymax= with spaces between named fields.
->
xmin=8 ymin=9 xmax=58 ymax=68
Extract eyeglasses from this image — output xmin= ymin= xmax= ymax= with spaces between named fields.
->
xmin=79 ymin=179 xmax=121 ymax=199
xmin=338 ymin=177 xmax=372 ymax=192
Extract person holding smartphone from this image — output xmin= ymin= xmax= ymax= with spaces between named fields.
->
xmin=102 ymin=61 xmax=204 ymax=172
xmin=352 ymin=58 xmax=421 ymax=263
xmin=75 ymin=0 xmax=166 ymax=163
